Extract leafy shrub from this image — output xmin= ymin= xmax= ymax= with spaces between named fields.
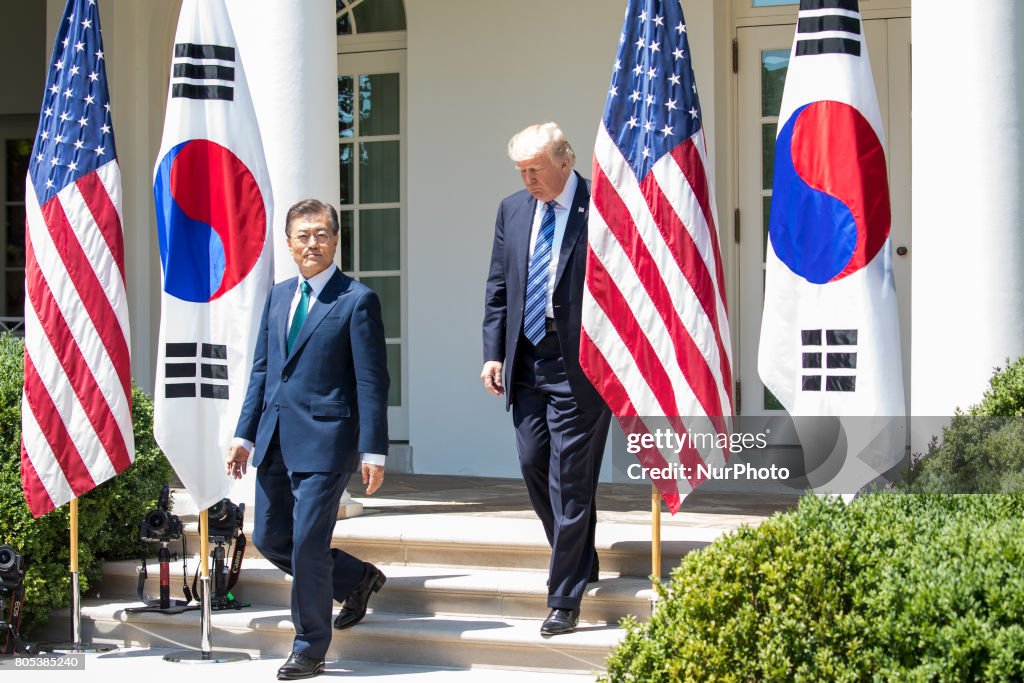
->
xmin=973 ymin=356 xmax=1024 ymax=417
xmin=0 ymin=333 xmax=173 ymax=635
xmin=603 ymin=494 xmax=1024 ymax=682
xmin=905 ymin=357 xmax=1024 ymax=493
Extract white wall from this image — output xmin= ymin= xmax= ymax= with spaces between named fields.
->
xmin=405 ymin=0 xmax=721 ymax=477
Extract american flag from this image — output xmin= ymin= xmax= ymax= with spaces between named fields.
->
xmin=21 ymin=0 xmax=133 ymax=518
xmin=581 ymin=0 xmax=732 ymax=513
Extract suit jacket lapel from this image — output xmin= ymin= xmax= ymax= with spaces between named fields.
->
xmin=275 ymin=279 xmax=297 ymax=359
xmin=285 ymin=269 xmax=347 ymax=361
xmin=554 ymin=172 xmax=589 ymax=290
xmin=512 ymin=193 xmax=536 ymax=283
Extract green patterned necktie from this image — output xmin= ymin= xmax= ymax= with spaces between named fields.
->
xmin=287 ymin=280 xmax=313 ymax=353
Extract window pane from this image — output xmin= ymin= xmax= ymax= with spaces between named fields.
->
xmin=338 ymin=209 xmax=354 ymax=272
xmin=764 ymin=385 xmax=784 ymax=411
xmin=359 ymin=208 xmax=400 ymax=271
xmin=386 ymin=343 xmax=401 ymax=406
xmin=761 ymin=50 xmax=790 ymax=118
xmin=763 ymin=195 xmax=772 ymax=263
xmin=338 ymin=76 xmax=354 ymax=138
xmin=6 ymin=205 xmax=25 ymax=268
xmin=5 ymin=271 xmax=23 ymax=317
xmin=754 ymin=0 xmax=798 ymax=6
xmin=359 ymin=73 xmax=399 ymax=136
xmin=336 ymin=3 xmax=352 ymax=36
xmin=352 ymin=0 xmax=406 ymax=32
xmin=359 ymin=141 xmax=399 ymax=203
xmin=6 ymin=140 xmax=31 ymax=199
xmin=339 ymin=143 xmax=354 ymax=205
xmin=762 ymin=124 xmax=777 ymax=190
xmin=360 ymin=275 xmax=400 ymax=338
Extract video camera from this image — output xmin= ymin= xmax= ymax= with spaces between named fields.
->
xmin=0 ymin=545 xmax=25 ymax=591
xmin=206 ymin=498 xmax=244 ymax=543
xmin=140 ymin=485 xmax=183 ymax=543
xmin=0 ymin=544 xmax=34 ymax=655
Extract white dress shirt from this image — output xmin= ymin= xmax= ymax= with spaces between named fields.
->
xmin=234 ymin=263 xmax=386 ymax=467
xmin=526 ymin=172 xmax=578 ymax=318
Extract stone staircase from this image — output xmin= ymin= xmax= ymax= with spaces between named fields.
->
xmin=37 ymin=476 xmax=792 ymax=675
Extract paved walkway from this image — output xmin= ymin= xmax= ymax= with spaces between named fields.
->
xmin=3 ymin=649 xmax=597 ymax=682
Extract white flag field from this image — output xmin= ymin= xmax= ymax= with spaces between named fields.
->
xmin=153 ymin=0 xmax=273 ymax=510
xmin=758 ymin=0 xmax=905 ymax=489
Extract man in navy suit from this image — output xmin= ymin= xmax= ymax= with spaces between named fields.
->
xmin=481 ymin=123 xmax=612 ymax=635
xmin=227 ymin=199 xmax=389 ymax=680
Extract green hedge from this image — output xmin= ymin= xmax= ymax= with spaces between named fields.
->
xmin=604 ymin=494 xmax=1024 ymax=682
xmin=905 ymin=357 xmax=1024 ymax=493
xmin=0 ymin=333 xmax=173 ymax=636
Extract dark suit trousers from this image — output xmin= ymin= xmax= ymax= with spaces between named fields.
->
xmin=253 ymin=435 xmax=365 ymax=658
xmin=512 ymin=331 xmax=612 ymax=610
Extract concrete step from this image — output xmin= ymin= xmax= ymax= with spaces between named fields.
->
xmin=39 ymin=600 xmax=623 ymax=673
xmin=174 ymin=513 xmax=721 ymax=578
xmin=94 ymin=559 xmax=656 ymax=625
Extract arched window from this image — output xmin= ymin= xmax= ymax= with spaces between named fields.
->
xmin=336 ymin=0 xmax=407 ymax=36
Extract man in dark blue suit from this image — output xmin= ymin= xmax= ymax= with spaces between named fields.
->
xmin=481 ymin=123 xmax=612 ymax=635
xmin=227 ymin=199 xmax=389 ymax=680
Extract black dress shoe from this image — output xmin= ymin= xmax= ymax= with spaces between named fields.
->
xmin=333 ymin=562 xmax=386 ymax=629
xmin=540 ymin=607 xmax=580 ymax=635
xmin=277 ymin=652 xmax=325 ymax=680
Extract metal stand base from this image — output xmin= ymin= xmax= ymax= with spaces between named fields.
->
xmin=39 ymin=571 xmax=119 ymax=653
xmin=162 ymin=650 xmax=251 ymax=664
xmin=38 ymin=642 xmax=118 ymax=654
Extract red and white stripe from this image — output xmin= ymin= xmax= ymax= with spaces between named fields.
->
xmin=582 ymin=125 xmax=733 ymax=513
xmin=21 ymin=160 xmax=133 ymax=517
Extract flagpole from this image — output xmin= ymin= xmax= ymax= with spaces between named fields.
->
xmin=163 ymin=507 xmax=248 ymax=664
xmin=651 ymin=483 xmax=661 ymax=600
xmin=40 ymin=497 xmax=117 ymax=654
xmin=199 ymin=509 xmax=213 ymax=656
xmin=70 ymin=497 xmax=80 ymax=646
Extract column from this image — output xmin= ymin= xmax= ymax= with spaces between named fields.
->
xmin=226 ymin=0 xmax=340 ymax=282
xmin=911 ymin=0 xmax=1024 ymax=427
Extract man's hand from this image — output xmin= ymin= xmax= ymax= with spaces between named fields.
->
xmin=481 ymin=361 xmax=504 ymax=396
xmin=362 ymin=462 xmax=385 ymax=495
xmin=225 ymin=443 xmax=250 ymax=479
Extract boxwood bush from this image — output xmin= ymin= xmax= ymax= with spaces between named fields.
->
xmin=905 ymin=357 xmax=1024 ymax=493
xmin=0 ymin=333 xmax=173 ymax=635
xmin=604 ymin=494 xmax=1024 ymax=681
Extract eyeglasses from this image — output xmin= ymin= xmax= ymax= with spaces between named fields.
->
xmin=290 ymin=232 xmax=334 ymax=246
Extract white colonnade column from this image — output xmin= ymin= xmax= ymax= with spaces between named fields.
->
xmin=911 ymin=0 xmax=1024 ymax=443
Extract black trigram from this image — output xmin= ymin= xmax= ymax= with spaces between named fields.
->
xmin=165 ymin=343 xmax=229 ymax=399
xmin=796 ymin=0 xmax=862 ymax=57
xmin=800 ymin=329 xmax=857 ymax=393
xmin=171 ymin=43 xmax=236 ymax=101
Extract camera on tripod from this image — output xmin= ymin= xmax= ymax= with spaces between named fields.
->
xmin=140 ymin=485 xmax=183 ymax=543
xmin=0 ymin=544 xmax=34 ymax=655
xmin=206 ymin=498 xmax=244 ymax=543
xmin=0 ymin=545 xmax=25 ymax=591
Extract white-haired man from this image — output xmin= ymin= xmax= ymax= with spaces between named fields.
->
xmin=481 ymin=123 xmax=612 ymax=635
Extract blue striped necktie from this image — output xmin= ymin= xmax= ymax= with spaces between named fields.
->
xmin=287 ymin=280 xmax=313 ymax=353
xmin=523 ymin=201 xmax=557 ymax=345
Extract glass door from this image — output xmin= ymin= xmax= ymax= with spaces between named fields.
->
xmin=337 ymin=49 xmax=408 ymax=439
